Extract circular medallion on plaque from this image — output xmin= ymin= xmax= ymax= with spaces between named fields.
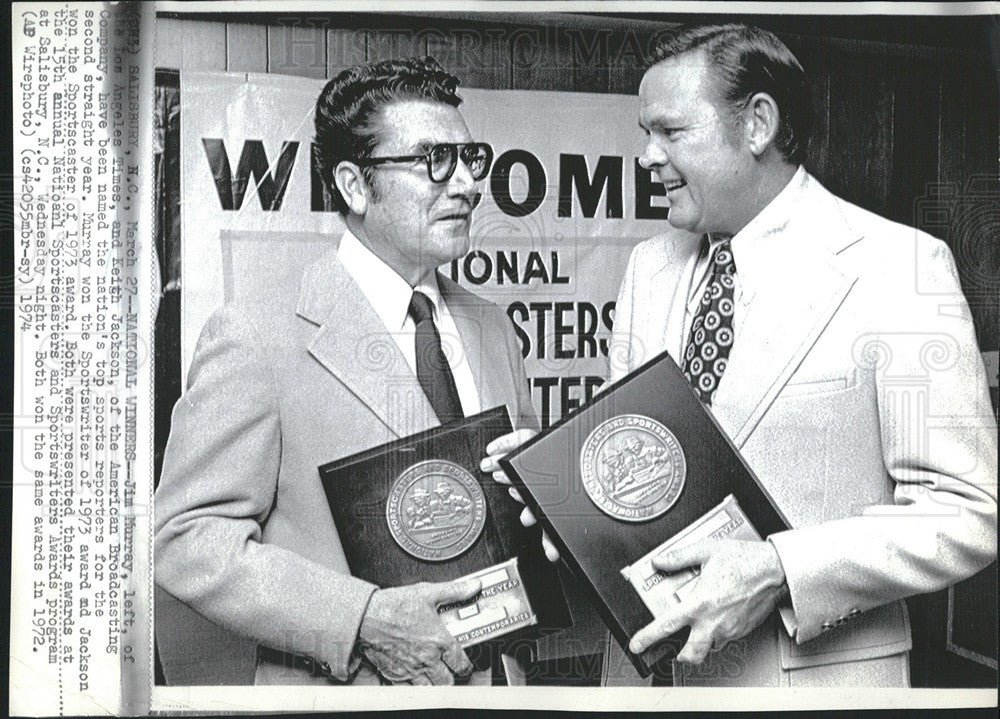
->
xmin=386 ymin=460 xmax=487 ymax=561
xmin=579 ymin=414 xmax=686 ymax=522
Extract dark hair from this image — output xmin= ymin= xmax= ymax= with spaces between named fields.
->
xmin=649 ymin=24 xmax=810 ymax=165
xmin=313 ymin=56 xmax=463 ymax=214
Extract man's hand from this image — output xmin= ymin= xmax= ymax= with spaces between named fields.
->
xmin=357 ymin=578 xmax=481 ymax=684
xmin=629 ymin=539 xmax=787 ymax=665
xmin=480 ymin=428 xmax=537 ymax=479
xmin=481 ymin=429 xmax=559 ymax=562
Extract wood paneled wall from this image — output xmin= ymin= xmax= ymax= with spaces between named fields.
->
xmin=155 ymin=12 xmax=998 ymax=352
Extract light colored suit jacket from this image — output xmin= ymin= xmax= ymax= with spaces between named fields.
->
xmin=154 ymin=246 xmax=538 ymax=685
xmin=609 ymin=171 xmax=997 ymax=686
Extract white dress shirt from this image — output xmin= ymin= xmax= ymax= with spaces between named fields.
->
xmin=338 ymin=229 xmax=482 ymax=416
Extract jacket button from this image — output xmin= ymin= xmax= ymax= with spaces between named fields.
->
xmin=821 ymin=622 xmax=834 ymax=631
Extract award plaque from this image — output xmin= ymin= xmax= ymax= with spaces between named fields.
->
xmin=319 ymin=406 xmax=570 ymax=663
xmin=500 ymin=351 xmax=790 ymax=677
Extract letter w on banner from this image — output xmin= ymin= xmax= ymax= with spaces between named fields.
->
xmin=180 ymin=72 xmax=692 ymax=428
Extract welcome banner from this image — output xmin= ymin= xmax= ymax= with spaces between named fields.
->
xmin=180 ymin=72 xmax=690 ymax=428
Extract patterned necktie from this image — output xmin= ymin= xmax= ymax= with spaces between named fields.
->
xmin=409 ymin=290 xmax=464 ymax=424
xmin=682 ymin=240 xmax=736 ymax=405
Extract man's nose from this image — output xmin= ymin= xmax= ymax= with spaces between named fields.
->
xmin=639 ymin=139 xmax=667 ymax=171
xmin=447 ymin=156 xmax=477 ymax=198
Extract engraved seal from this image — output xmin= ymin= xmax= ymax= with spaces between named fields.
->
xmin=387 ymin=460 xmax=487 ymax=561
xmin=579 ymin=414 xmax=686 ymax=522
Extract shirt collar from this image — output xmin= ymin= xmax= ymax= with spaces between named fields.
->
xmin=728 ymin=165 xmax=809 ymax=304
xmin=414 ymin=274 xmax=445 ymax=323
xmin=338 ymin=228 xmax=443 ymax=331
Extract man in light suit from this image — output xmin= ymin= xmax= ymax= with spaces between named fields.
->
xmin=155 ymin=57 xmax=537 ymax=686
xmin=611 ymin=24 xmax=997 ymax=686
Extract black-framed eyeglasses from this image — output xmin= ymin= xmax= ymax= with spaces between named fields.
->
xmin=356 ymin=142 xmax=494 ymax=184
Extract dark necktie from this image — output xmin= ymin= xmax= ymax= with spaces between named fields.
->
xmin=409 ymin=290 xmax=464 ymax=423
xmin=682 ymin=240 xmax=736 ymax=405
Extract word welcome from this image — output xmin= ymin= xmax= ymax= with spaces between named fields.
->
xmin=201 ymin=138 xmax=670 ymax=220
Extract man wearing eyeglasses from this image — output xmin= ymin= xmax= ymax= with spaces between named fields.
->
xmin=154 ymin=57 xmax=537 ymax=686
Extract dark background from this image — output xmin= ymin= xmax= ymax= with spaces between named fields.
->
xmin=152 ymin=10 xmax=999 ymax=688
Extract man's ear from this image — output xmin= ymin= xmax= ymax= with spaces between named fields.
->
xmin=744 ymin=92 xmax=781 ymax=157
xmin=334 ymin=161 xmax=369 ymax=215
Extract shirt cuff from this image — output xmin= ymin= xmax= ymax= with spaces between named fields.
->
xmin=344 ymin=584 xmax=379 ymax=678
xmin=767 ymin=535 xmax=797 ymax=638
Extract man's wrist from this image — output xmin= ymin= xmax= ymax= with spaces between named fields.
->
xmin=765 ymin=538 xmax=788 ymax=591
xmin=356 ymin=586 xmax=381 ymax=644
xmin=346 ymin=587 xmax=381 ymax=678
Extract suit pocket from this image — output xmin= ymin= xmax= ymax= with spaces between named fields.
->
xmin=778 ymin=372 xmax=854 ymax=399
xmin=778 ymin=601 xmax=912 ymax=670
xmin=747 ymin=374 xmax=885 ymax=527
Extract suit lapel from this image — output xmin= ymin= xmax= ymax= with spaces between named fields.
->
xmin=296 ymin=248 xmax=435 ymax=437
xmin=715 ymin=256 xmax=856 ymax=448
xmin=712 ymin=178 xmax=861 ymax=448
xmin=639 ymin=233 xmax=703 ymax=367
